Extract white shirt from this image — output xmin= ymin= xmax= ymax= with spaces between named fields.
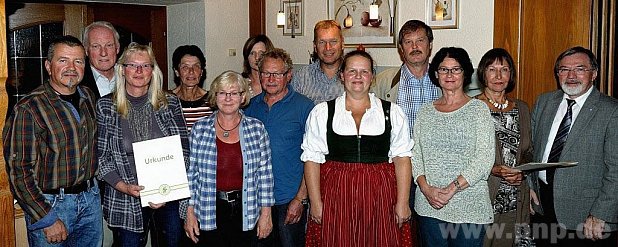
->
xmin=539 ymin=86 xmax=593 ymax=183
xmin=301 ymin=93 xmax=413 ymax=164
xmin=92 ymin=66 xmax=117 ymax=97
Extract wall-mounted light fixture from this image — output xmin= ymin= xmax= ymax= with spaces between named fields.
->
xmin=335 ymin=4 xmax=353 ymax=28
xmin=369 ymin=1 xmax=379 ymax=20
xmin=277 ymin=0 xmax=285 ymax=26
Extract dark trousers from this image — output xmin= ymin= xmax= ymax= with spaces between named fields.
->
xmin=258 ymin=202 xmax=308 ymax=247
xmin=532 ymin=179 xmax=618 ymax=247
xmin=193 ymin=198 xmax=258 ymax=247
xmin=111 ymin=200 xmax=183 ymax=247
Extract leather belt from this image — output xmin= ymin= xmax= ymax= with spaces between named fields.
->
xmin=217 ymin=190 xmax=241 ymax=202
xmin=43 ymin=179 xmax=94 ymax=194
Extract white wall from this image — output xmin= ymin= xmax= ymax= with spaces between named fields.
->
xmin=202 ymin=0 xmax=248 ymax=89
xmin=266 ymin=0 xmax=494 ymax=67
xmin=167 ymin=0 xmax=494 ymax=88
xmin=167 ymin=1 xmax=207 ymax=89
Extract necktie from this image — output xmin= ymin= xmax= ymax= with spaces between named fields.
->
xmin=546 ymin=99 xmax=576 ymax=183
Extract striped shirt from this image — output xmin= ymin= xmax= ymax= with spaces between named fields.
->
xmin=395 ymin=64 xmax=441 ymax=138
xmin=178 ymin=96 xmax=213 ymax=132
xmin=188 ymin=112 xmax=275 ymax=231
xmin=3 ymin=83 xmax=97 ymax=224
xmin=291 ymin=62 xmax=344 ymax=104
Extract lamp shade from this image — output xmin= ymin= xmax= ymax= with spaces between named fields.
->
xmin=277 ymin=11 xmax=285 ymax=26
xmin=369 ymin=4 xmax=379 ymax=19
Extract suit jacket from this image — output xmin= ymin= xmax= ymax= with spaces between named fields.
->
xmin=529 ymin=88 xmax=618 ymax=231
xmin=81 ymin=63 xmax=102 ymax=99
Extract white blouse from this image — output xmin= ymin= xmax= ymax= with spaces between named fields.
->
xmin=301 ymin=93 xmax=413 ymax=164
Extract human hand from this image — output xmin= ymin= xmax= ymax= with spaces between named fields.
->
xmin=184 ymin=206 xmax=200 ymax=243
xmin=394 ymin=201 xmax=411 ymax=228
xmin=115 ymin=181 xmax=144 ymax=197
xmin=420 ymin=185 xmax=450 ymax=209
xmin=148 ymin=202 xmax=166 ymax=209
xmin=584 ymin=215 xmax=606 ymax=240
xmin=256 ymin=208 xmax=273 ymax=239
xmin=309 ymin=200 xmax=323 ymax=224
xmin=529 ymin=189 xmax=539 ymax=215
xmin=491 ymin=165 xmax=523 ymax=185
xmin=44 ymin=219 xmax=67 ymax=244
xmin=284 ymin=198 xmax=305 ymax=225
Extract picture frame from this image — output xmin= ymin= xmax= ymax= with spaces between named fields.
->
xmin=426 ymin=0 xmax=458 ymax=29
xmin=283 ymin=0 xmax=303 ymax=36
xmin=328 ymin=0 xmax=397 ymax=48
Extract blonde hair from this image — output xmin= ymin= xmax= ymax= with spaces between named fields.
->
xmin=113 ymin=42 xmax=168 ymax=118
xmin=207 ymin=70 xmax=250 ymax=107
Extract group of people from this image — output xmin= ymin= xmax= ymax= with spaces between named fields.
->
xmin=2 ymin=18 xmax=616 ymax=247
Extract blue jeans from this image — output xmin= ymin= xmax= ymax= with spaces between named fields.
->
xmin=418 ymin=215 xmax=487 ymax=247
xmin=258 ymin=201 xmax=307 ymax=247
xmin=25 ymin=182 xmax=103 ymax=247
xmin=110 ymin=200 xmax=182 ymax=247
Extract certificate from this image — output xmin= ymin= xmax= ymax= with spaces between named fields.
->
xmin=133 ymin=135 xmax=190 ymax=207
xmin=514 ymin=161 xmax=578 ymax=172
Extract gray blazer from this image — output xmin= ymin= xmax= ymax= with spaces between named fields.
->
xmin=528 ymin=88 xmax=618 ymax=231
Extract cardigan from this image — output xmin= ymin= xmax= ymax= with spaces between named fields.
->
xmin=96 ymin=93 xmax=190 ymax=232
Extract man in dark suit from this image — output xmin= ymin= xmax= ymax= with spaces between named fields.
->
xmin=81 ymin=21 xmax=120 ymax=99
xmin=529 ymin=46 xmax=618 ymax=246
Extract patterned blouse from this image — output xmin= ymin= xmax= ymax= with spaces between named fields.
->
xmin=490 ymin=108 xmax=521 ymax=214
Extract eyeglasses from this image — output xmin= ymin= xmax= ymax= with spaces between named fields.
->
xmin=436 ymin=67 xmax=464 ymax=75
xmin=557 ymin=67 xmax=595 ymax=76
xmin=486 ymin=66 xmax=511 ymax=75
xmin=123 ymin=63 xmax=153 ymax=71
xmin=215 ymin=91 xmax=245 ymax=98
xmin=261 ymin=71 xmax=288 ymax=79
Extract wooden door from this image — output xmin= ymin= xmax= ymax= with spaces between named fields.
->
xmin=0 ymin=1 xmax=13 ymax=246
xmin=494 ymin=0 xmax=592 ymax=106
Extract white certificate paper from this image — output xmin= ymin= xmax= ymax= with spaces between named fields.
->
xmin=133 ymin=135 xmax=190 ymax=207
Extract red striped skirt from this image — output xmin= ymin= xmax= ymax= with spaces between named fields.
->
xmin=305 ymin=161 xmax=414 ymax=247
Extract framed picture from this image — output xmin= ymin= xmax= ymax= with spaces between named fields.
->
xmin=283 ymin=0 xmax=303 ymax=36
xmin=426 ymin=0 xmax=458 ymax=29
xmin=328 ymin=0 xmax=397 ymax=48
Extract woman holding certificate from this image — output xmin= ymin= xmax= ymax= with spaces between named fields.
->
xmin=97 ymin=42 xmax=189 ymax=246
xmin=184 ymin=71 xmax=275 ymax=246
xmin=474 ymin=48 xmax=533 ymax=247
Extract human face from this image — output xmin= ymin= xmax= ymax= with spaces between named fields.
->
xmin=215 ymin=83 xmax=245 ymax=115
xmin=340 ymin=55 xmax=373 ymax=95
xmin=436 ymin=57 xmax=464 ymax=92
xmin=44 ymin=44 xmax=86 ymax=95
xmin=176 ymin=55 xmax=203 ymax=87
xmin=484 ymin=60 xmax=511 ymax=93
xmin=123 ymin=51 xmax=153 ymax=97
xmin=557 ymin=53 xmax=597 ymax=99
xmin=314 ymin=28 xmax=344 ymax=66
xmin=86 ymin=26 xmax=119 ymax=74
xmin=400 ymin=30 xmax=432 ymax=67
xmin=248 ymin=42 xmax=267 ymax=71
xmin=260 ymin=57 xmax=291 ymax=97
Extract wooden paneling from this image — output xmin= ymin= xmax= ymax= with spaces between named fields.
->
xmin=1 ymin=0 xmax=17 ymax=246
xmin=519 ymin=0 xmax=591 ymax=106
xmin=249 ymin=0 xmax=266 ymax=37
xmin=495 ymin=0 xmax=593 ymax=107
xmin=64 ymin=5 xmax=87 ymax=39
xmin=493 ymin=0 xmax=521 ymax=99
xmin=7 ymin=3 xmax=64 ymax=30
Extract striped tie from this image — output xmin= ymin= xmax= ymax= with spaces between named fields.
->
xmin=547 ymin=99 xmax=576 ymax=183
